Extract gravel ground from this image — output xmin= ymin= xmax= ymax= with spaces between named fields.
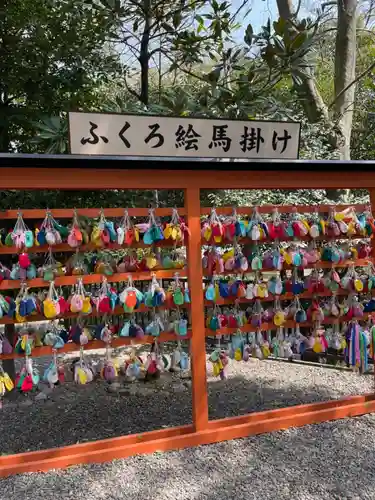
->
xmin=1 ymin=414 xmax=375 ymax=500
xmin=0 ymin=351 xmax=373 ymax=455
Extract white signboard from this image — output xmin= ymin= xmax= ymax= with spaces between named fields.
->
xmin=69 ymin=112 xmax=300 ymax=159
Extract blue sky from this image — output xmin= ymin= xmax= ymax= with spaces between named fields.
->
xmin=232 ymin=0 xmax=278 ymax=38
xmin=230 ymin=0 xmax=311 ymax=39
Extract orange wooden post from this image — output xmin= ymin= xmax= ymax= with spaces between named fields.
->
xmin=369 ymin=189 xmax=375 ymax=260
xmin=369 ymin=189 xmax=375 ymax=390
xmin=185 ymin=187 xmax=209 ymax=431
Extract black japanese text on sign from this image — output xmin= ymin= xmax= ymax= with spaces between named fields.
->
xmin=71 ymin=112 xmax=300 ymax=159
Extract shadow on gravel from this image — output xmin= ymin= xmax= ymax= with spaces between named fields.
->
xmin=131 ymin=417 xmax=375 ymax=500
xmin=2 ymin=414 xmax=375 ymax=500
xmin=0 ymin=367 xmax=360 ymax=455
xmin=207 ymin=372 xmax=358 ymax=421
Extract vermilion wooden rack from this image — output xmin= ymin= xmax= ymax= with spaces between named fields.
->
xmin=0 ymin=156 xmax=375 ymax=476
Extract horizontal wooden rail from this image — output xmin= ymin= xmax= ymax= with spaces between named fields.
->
xmin=0 ymin=239 xmax=184 ymax=255
xmin=0 ymin=300 xmax=190 ymax=326
xmin=1 ymin=168 xmax=375 ymax=189
xmin=0 ymin=269 xmax=187 ymax=291
xmin=0 ymin=423 xmax=194 ymax=470
xmin=205 ymin=313 xmax=372 ymax=337
xmin=202 ymin=234 xmax=371 ymax=248
xmin=0 ymin=232 xmax=368 ymax=256
xmin=205 ymin=288 xmax=374 ymax=307
xmin=204 ymin=259 xmax=372 ymax=276
xmin=0 ymin=204 xmax=365 ymax=221
xmin=0 ymin=207 xmax=185 ymax=220
xmin=201 ymin=203 xmax=368 ymax=215
xmin=0 ymin=284 xmax=367 ymax=327
xmin=0 ymin=331 xmax=192 ymax=360
xmin=0 ymin=259 xmax=369 ymax=292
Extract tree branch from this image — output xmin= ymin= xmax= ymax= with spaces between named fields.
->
xmin=124 ymin=76 xmax=141 ymax=101
xmin=148 ymin=46 xmax=163 ymax=58
xmin=294 ymin=0 xmax=302 ymax=16
xmin=158 ymin=49 xmax=223 ymax=87
xmin=229 ymin=0 xmax=250 ymax=24
xmin=321 ymin=1 xmax=337 ymax=10
xmin=120 ymin=25 xmax=142 ymax=44
xmin=148 ymin=0 xmax=205 ymax=32
xmin=328 ymin=60 xmax=375 ymax=109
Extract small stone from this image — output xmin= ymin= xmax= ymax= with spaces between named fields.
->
xmin=169 ymin=367 xmax=181 ymax=374
xmin=35 ymin=392 xmax=48 ymax=402
xmin=154 ymin=374 xmax=168 ymax=384
xmin=41 ymin=386 xmax=54 ymax=396
xmin=53 ymin=390 xmax=76 ymax=402
xmin=118 ymin=388 xmax=131 ymax=396
xmin=128 ymin=385 xmax=155 ymax=396
xmin=137 ymin=386 xmax=156 ymax=396
xmin=171 ymin=383 xmax=187 ymax=393
xmin=128 ymin=384 xmax=139 ymax=395
xmin=106 ymin=385 xmax=120 ymax=394
xmin=3 ymin=402 xmax=17 ymax=410
xmin=19 ymin=399 xmax=33 ymax=407
xmin=124 ymin=376 xmax=137 ymax=384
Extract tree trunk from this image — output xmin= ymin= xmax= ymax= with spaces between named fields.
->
xmin=139 ymin=0 xmax=151 ymax=106
xmin=276 ymin=0 xmax=294 ymax=20
xmin=276 ymin=0 xmax=330 ymax=124
xmin=334 ymin=0 xmax=357 ymax=160
xmin=0 ymin=103 xmax=10 ymax=152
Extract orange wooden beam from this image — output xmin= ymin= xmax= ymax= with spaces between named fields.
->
xmin=205 ymin=287 xmax=370 ymax=307
xmin=0 ymin=302 xmax=188 ymax=327
xmin=0 ymin=309 xmax=368 ymax=360
xmin=0 ymin=207 xmax=185 ymax=220
xmin=204 ymin=313 xmax=373 ymax=336
xmin=201 ymin=203 xmax=368 ymax=215
xmin=0 ymin=239 xmax=183 ymax=255
xmin=0 ymin=233 xmax=357 ymax=257
xmin=203 ymin=234 xmax=371 ymax=248
xmin=0 ymin=203 xmax=364 ymax=221
xmin=1 ymin=168 xmax=375 ymax=190
xmin=203 ymin=259 xmax=371 ymax=274
xmin=0 ymin=331 xmax=192 ymax=360
xmin=0 ymin=284 xmax=365 ymax=355
xmin=0 ymin=269 xmax=187 ymax=291
xmin=0 ymin=393 xmax=374 ymax=477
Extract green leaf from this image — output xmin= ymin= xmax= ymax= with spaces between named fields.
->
xmin=161 ymin=22 xmax=174 ymax=32
xmin=204 ymin=67 xmax=221 ymax=84
xmin=169 ymin=61 xmax=179 ymax=71
xmin=266 ymin=18 xmax=271 ymax=34
xmin=211 ymin=0 xmax=219 ymax=12
xmin=247 ymin=70 xmax=255 ymax=82
xmin=273 ymin=18 xmax=286 ymax=36
xmin=173 ymin=11 xmax=182 ymax=28
xmin=291 ymin=73 xmax=303 ymax=86
xmin=290 ymin=32 xmax=308 ymax=50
